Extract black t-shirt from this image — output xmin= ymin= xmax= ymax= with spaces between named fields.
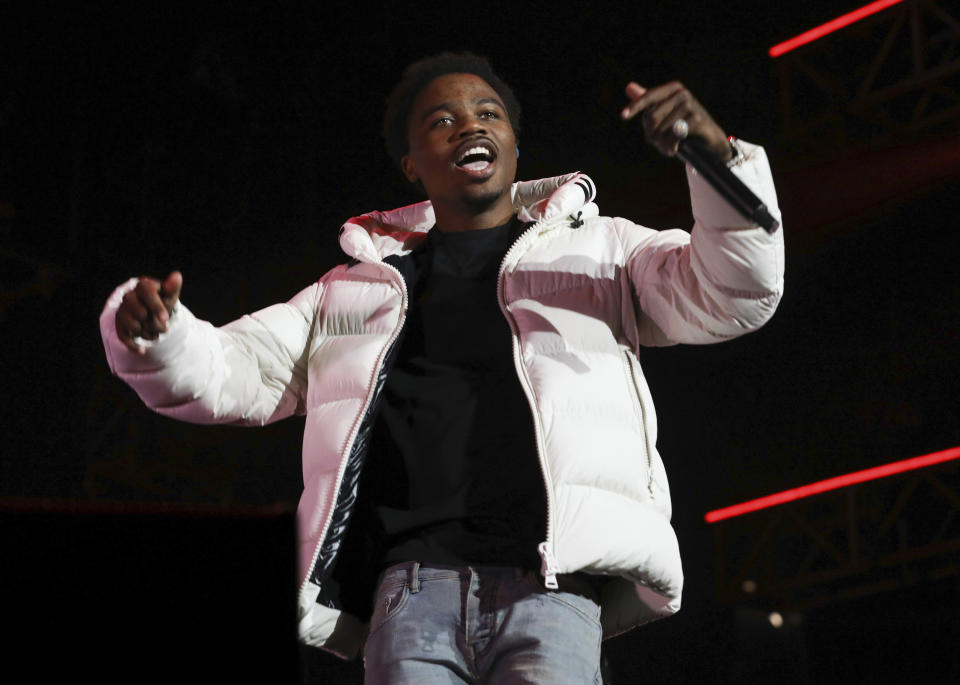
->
xmin=369 ymin=218 xmax=547 ymax=570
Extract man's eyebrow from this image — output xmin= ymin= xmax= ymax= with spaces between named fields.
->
xmin=419 ymin=97 xmax=507 ymax=122
xmin=475 ymin=97 xmax=505 ymax=109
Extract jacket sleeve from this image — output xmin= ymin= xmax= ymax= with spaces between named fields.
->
xmin=100 ymin=278 xmax=323 ymax=426
xmin=620 ymin=139 xmax=784 ymax=346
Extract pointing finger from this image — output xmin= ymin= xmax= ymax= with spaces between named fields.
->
xmin=621 ymin=82 xmax=647 ymax=120
xmin=161 ymin=270 xmax=183 ymax=310
xmin=625 ymin=82 xmax=646 ymax=100
xmin=621 ymin=81 xmax=686 ymax=121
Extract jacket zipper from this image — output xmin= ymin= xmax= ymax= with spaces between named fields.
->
xmin=622 ymin=350 xmax=655 ymax=498
xmin=497 ymin=220 xmax=560 ymax=589
xmin=298 ymin=260 xmax=409 ymax=598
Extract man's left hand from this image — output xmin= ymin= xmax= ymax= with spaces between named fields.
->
xmin=621 ymin=81 xmax=731 ymax=161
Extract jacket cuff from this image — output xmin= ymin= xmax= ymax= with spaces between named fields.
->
xmin=685 ymin=139 xmax=782 ymax=232
xmin=99 ymin=278 xmax=191 ymax=374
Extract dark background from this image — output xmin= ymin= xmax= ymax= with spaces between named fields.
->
xmin=2 ymin=1 xmax=958 ymax=682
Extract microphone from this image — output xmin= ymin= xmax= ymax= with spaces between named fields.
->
xmin=676 ymin=136 xmax=780 ymax=233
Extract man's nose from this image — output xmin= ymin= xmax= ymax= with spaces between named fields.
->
xmin=457 ymin=116 xmax=487 ymax=136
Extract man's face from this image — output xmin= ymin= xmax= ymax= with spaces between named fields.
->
xmin=402 ymin=73 xmax=517 ymax=215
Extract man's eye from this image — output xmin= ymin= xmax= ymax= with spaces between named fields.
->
xmin=480 ymin=111 xmax=499 ymax=119
xmin=432 ymin=116 xmax=453 ymax=128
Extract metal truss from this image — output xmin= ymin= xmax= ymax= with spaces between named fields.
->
xmin=713 ymin=458 xmax=960 ymax=611
xmin=777 ymin=0 xmax=960 ymax=148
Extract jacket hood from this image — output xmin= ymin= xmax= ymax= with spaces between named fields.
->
xmin=339 ymin=172 xmax=598 ymax=263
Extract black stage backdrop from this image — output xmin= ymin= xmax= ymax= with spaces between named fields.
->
xmin=2 ymin=2 xmax=958 ymax=683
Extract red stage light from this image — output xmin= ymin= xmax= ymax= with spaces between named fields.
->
xmin=769 ymin=0 xmax=906 ymax=58
xmin=705 ymin=446 xmax=960 ymax=523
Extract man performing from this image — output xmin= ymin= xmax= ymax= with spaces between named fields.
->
xmin=101 ymin=53 xmax=783 ymax=683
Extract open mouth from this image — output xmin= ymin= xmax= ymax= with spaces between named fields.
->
xmin=455 ymin=144 xmax=497 ymax=173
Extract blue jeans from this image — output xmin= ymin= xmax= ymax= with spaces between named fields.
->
xmin=362 ymin=562 xmax=603 ymax=684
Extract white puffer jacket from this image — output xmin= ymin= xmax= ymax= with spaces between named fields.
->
xmin=100 ymin=140 xmax=783 ymax=659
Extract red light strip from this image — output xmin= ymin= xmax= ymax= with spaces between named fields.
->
xmin=769 ymin=0 xmax=906 ymax=58
xmin=705 ymin=446 xmax=960 ymax=523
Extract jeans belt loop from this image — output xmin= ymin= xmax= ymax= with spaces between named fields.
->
xmin=410 ymin=561 xmax=421 ymax=594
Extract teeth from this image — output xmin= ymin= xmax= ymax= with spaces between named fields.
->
xmin=457 ymin=146 xmax=493 ymax=163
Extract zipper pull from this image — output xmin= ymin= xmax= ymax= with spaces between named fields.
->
xmin=538 ymin=542 xmax=560 ymax=590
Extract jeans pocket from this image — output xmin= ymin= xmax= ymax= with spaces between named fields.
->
xmin=543 ymin=589 xmax=602 ymax=628
xmin=367 ymin=580 xmax=410 ymax=639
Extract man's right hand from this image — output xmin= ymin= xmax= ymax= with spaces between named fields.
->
xmin=115 ymin=271 xmax=183 ymax=354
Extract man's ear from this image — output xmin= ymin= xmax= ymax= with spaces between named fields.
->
xmin=401 ymin=155 xmax=418 ymax=183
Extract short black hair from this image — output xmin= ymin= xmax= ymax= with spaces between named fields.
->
xmin=382 ymin=52 xmax=521 ymax=169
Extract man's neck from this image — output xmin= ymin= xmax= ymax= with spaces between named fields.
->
xmin=432 ymin=198 xmax=515 ymax=234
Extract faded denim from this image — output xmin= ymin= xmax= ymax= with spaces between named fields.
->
xmin=363 ymin=562 xmax=602 ymax=684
